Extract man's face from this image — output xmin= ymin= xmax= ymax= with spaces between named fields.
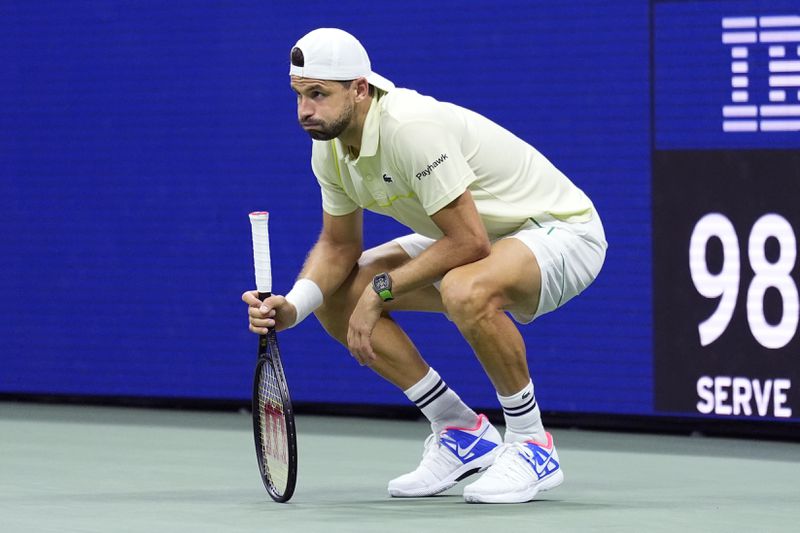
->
xmin=290 ymin=77 xmax=354 ymax=141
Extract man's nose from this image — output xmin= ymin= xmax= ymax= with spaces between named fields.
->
xmin=298 ymin=97 xmax=314 ymax=121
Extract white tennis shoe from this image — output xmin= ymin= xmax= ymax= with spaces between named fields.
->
xmin=388 ymin=414 xmax=502 ymax=497
xmin=463 ymin=432 xmax=564 ymax=503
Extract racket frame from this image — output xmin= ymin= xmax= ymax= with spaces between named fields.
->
xmin=252 ymin=291 xmax=298 ymax=503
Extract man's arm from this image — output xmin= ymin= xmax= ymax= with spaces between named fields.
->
xmin=298 ymin=208 xmax=364 ymax=297
xmin=346 ymin=190 xmax=489 ymax=363
xmin=244 ymin=208 xmax=363 ymax=333
xmin=386 ymin=189 xmax=490 ymax=298
xmin=381 ymin=119 xmax=491 ymax=297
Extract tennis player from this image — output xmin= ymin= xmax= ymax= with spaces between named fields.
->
xmin=243 ymin=28 xmax=607 ymax=504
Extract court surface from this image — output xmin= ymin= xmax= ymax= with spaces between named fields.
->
xmin=1 ymin=402 xmax=798 ymax=533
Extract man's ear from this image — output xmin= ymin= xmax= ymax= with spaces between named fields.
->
xmin=353 ymin=77 xmax=371 ymax=102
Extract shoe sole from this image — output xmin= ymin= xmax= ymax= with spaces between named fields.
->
xmin=388 ymin=451 xmax=497 ymax=498
xmin=463 ymin=469 xmax=564 ymax=504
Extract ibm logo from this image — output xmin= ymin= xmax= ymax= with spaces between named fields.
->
xmin=722 ymin=15 xmax=800 ymax=132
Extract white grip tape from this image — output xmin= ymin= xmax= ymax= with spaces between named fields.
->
xmin=249 ymin=212 xmax=272 ymax=294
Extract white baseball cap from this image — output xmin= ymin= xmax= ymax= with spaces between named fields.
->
xmin=289 ymin=28 xmax=395 ymax=91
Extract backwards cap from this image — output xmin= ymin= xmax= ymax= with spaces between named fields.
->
xmin=289 ymin=28 xmax=395 ymax=91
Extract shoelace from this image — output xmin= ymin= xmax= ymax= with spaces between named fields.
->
xmin=420 ymin=433 xmax=438 ymax=457
xmin=482 ymin=443 xmax=536 ymax=483
xmin=418 ymin=433 xmax=458 ymax=473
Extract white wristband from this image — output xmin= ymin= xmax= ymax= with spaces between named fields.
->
xmin=284 ymin=278 xmax=323 ymax=328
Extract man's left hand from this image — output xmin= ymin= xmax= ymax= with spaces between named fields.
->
xmin=347 ymin=287 xmax=384 ymax=365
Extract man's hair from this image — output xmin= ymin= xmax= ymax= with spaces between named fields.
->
xmin=290 ymin=47 xmax=304 ymax=67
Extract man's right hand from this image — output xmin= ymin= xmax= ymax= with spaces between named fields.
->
xmin=242 ymin=290 xmax=298 ymax=334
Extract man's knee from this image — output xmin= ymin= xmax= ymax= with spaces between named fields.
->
xmin=440 ymin=269 xmax=503 ymax=324
xmin=356 ymin=243 xmax=407 ymax=277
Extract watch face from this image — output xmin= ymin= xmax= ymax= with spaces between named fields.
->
xmin=374 ymin=274 xmax=390 ymax=291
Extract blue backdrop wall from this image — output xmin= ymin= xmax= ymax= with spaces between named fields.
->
xmin=2 ymin=1 xmax=797 ymax=426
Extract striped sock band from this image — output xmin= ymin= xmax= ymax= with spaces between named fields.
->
xmin=498 ymin=380 xmax=546 ymax=442
xmin=410 ymin=374 xmax=449 ymax=410
xmin=404 ymin=367 xmax=477 ymax=434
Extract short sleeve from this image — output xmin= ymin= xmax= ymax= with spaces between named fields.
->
xmin=388 ymin=121 xmax=475 ymax=215
xmin=311 ymin=141 xmax=359 ymax=216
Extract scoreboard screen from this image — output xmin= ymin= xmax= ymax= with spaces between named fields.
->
xmin=653 ymin=2 xmax=800 ymax=422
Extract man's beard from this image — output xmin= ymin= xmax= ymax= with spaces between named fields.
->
xmin=301 ymin=101 xmax=354 ymax=141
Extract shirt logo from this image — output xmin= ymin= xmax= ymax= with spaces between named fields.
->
xmin=415 ymin=153 xmax=449 ymax=180
xmin=382 ymin=173 xmax=393 ymax=183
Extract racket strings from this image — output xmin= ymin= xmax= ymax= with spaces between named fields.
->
xmin=258 ymin=358 xmax=289 ymax=494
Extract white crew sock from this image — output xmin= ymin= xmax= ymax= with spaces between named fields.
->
xmin=498 ymin=380 xmax=546 ymax=443
xmin=404 ymin=367 xmax=478 ymax=434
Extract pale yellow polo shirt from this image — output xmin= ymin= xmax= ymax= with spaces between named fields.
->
xmin=311 ymin=88 xmax=594 ymax=240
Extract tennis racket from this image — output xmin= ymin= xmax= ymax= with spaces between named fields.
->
xmin=249 ymin=211 xmax=298 ymax=503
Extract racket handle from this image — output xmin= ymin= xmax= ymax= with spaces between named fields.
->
xmin=257 ymin=290 xmax=274 ymax=337
xmin=249 ymin=211 xmax=273 ymax=295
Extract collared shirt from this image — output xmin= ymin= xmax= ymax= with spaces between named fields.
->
xmin=310 ymin=88 xmax=594 ymax=240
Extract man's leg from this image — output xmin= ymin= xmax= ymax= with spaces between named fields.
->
xmin=440 ymin=237 xmax=547 ymax=442
xmin=315 ymin=240 xmax=478 ymax=431
xmin=314 ymin=240 xmax=502 ymax=497
xmin=439 ymin=238 xmax=564 ymax=504
xmin=443 ymin=222 xmax=608 ymax=503
xmin=313 ymin=240 xmax=441 ymax=389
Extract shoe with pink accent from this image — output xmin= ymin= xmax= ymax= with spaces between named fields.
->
xmin=463 ymin=432 xmax=564 ymax=503
xmin=387 ymin=414 xmax=502 ymax=497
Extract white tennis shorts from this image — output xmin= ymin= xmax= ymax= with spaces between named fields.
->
xmin=393 ymin=210 xmax=607 ymax=324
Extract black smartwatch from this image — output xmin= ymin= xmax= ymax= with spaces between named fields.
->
xmin=372 ymin=272 xmax=394 ymax=302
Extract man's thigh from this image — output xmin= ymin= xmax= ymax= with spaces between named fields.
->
xmin=394 ymin=233 xmax=540 ymax=318
xmin=398 ymin=214 xmax=607 ymax=324
xmin=443 ymin=238 xmax=543 ymax=320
